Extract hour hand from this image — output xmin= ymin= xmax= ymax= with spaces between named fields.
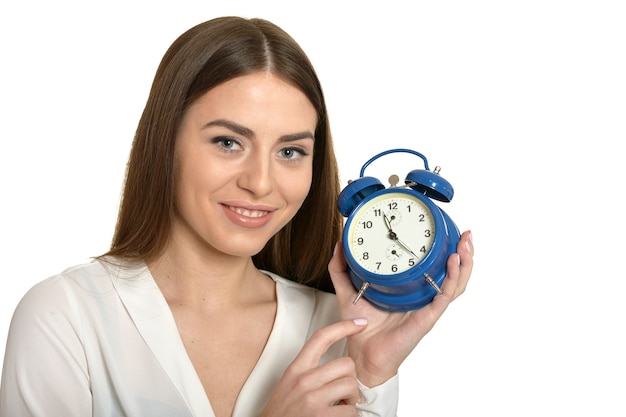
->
xmin=383 ymin=213 xmax=393 ymax=232
xmin=382 ymin=213 xmax=399 ymax=240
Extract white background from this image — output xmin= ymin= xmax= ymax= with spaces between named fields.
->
xmin=1 ymin=1 xmax=625 ymax=415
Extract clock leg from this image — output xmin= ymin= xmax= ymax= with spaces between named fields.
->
xmin=424 ymin=273 xmax=443 ymax=295
xmin=353 ymin=281 xmax=370 ymax=305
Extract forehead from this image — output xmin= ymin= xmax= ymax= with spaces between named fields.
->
xmin=186 ymin=73 xmax=317 ymax=129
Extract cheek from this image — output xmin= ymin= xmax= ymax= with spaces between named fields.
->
xmin=298 ymin=172 xmax=314 ymax=207
xmin=283 ymin=170 xmax=313 ymax=208
xmin=174 ymin=150 xmax=221 ymax=209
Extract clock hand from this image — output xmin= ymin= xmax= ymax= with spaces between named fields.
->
xmin=383 ymin=213 xmax=393 ymax=232
xmin=383 ymin=211 xmax=441 ymax=296
xmin=383 ymin=213 xmax=419 ymax=258
xmin=394 ymin=237 xmax=419 ymax=258
xmin=382 ymin=213 xmax=399 ymax=240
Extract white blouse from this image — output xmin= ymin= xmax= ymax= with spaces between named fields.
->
xmin=0 ymin=259 xmax=398 ymax=416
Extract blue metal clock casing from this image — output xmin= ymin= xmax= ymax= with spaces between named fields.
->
xmin=337 ymin=149 xmax=460 ymax=312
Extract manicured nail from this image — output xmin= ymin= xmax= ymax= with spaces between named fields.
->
xmin=353 ymin=318 xmax=368 ymax=326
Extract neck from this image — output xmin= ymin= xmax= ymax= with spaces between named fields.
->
xmin=147 ymin=241 xmax=274 ymax=312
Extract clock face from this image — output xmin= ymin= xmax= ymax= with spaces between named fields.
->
xmin=346 ymin=191 xmax=436 ymax=275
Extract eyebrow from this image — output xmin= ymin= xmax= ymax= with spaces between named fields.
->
xmin=202 ymin=119 xmax=315 ymax=142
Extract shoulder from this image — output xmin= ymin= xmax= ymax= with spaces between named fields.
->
xmin=10 ymin=258 xmax=144 ymax=324
xmin=4 ymin=261 xmax=112 ymax=354
xmin=17 ymin=261 xmax=110 ymax=308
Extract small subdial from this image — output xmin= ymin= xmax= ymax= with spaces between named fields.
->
xmin=386 ymin=243 xmax=404 ymax=261
xmin=386 ymin=210 xmax=402 ymax=227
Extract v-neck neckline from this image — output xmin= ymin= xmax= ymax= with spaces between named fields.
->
xmin=110 ymin=261 xmax=317 ymax=417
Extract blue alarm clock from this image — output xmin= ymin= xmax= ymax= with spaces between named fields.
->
xmin=337 ymin=148 xmax=460 ymax=312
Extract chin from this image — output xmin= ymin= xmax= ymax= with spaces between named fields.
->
xmin=219 ymin=237 xmax=270 ymax=259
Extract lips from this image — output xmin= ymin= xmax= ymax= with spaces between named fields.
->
xmin=221 ymin=203 xmax=275 ymax=228
xmin=226 ymin=205 xmax=269 ymax=218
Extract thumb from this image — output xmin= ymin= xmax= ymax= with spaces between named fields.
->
xmin=329 ymin=242 xmax=359 ymax=301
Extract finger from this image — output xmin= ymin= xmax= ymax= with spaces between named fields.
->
xmin=447 ymin=230 xmax=473 ymax=299
xmin=426 ymin=253 xmax=460 ymax=315
xmin=291 ymin=357 xmax=359 ymax=412
xmin=461 ymin=230 xmax=474 ymax=257
xmin=430 ymin=230 xmax=473 ymax=310
xmin=458 ymin=230 xmax=474 ymax=293
xmin=324 ymin=403 xmax=359 ymax=417
xmin=300 ymin=359 xmax=359 ymax=407
xmin=319 ymin=375 xmax=360 ymax=406
xmin=444 ymin=253 xmax=463 ymax=299
xmin=292 ymin=318 xmax=368 ymax=370
xmin=313 ymin=356 xmax=357 ymax=398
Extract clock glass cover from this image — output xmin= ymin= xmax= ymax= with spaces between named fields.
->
xmin=347 ymin=191 xmax=435 ymax=275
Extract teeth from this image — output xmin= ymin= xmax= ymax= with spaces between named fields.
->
xmin=228 ymin=206 xmax=268 ymax=218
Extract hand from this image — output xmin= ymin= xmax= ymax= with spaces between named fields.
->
xmin=329 ymin=230 xmax=474 ymax=388
xmin=260 ymin=319 xmax=368 ymax=417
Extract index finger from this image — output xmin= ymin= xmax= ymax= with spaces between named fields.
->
xmin=293 ymin=318 xmax=368 ymax=370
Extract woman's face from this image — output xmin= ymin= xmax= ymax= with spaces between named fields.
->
xmin=172 ymin=72 xmax=317 ymax=258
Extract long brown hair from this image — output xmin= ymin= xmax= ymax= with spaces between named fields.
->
xmin=101 ymin=17 xmax=342 ymax=292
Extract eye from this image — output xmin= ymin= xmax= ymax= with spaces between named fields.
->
xmin=279 ymin=146 xmax=309 ymax=161
xmin=212 ymin=136 xmax=242 ymax=152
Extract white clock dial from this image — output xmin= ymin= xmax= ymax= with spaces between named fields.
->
xmin=347 ymin=192 xmax=435 ymax=275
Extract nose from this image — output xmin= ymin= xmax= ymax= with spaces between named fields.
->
xmin=237 ymin=153 xmax=274 ymax=197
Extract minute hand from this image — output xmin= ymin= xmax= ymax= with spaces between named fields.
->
xmin=383 ymin=213 xmax=418 ymax=258
xmin=394 ymin=236 xmax=418 ymax=258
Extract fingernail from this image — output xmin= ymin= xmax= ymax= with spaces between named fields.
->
xmin=353 ymin=318 xmax=368 ymax=326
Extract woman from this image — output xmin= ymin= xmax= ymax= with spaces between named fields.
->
xmin=0 ymin=16 xmax=473 ymax=417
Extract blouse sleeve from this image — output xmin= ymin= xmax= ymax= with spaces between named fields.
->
xmin=0 ymin=276 xmax=92 ymax=417
xmin=356 ymin=374 xmax=399 ymax=417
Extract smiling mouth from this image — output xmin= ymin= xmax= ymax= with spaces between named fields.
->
xmin=226 ymin=205 xmax=269 ymax=218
